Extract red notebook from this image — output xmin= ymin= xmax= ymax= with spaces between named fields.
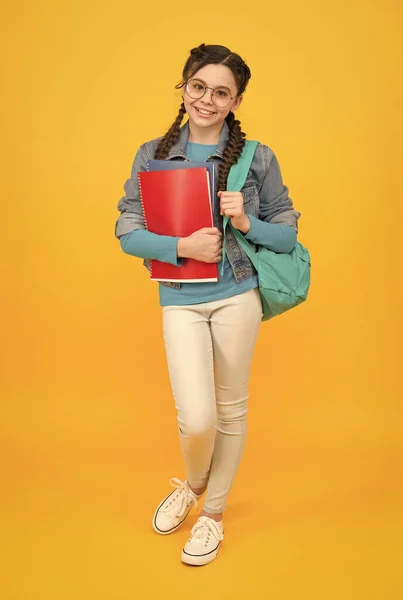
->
xmin=138 ymin=168 xmax=218 ymax=283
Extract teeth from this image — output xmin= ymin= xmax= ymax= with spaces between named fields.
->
xmin=197 ymin=108 xmax=214 ymax=115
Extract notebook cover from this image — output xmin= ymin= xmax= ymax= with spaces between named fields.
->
xmin=147 ymin=159 xmax=215 ymax=212
xmin=138 ymin=168 xmax=218 ymax=283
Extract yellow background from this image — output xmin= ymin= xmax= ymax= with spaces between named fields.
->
xmin=1 ymin=0 xmax=402 ymax=598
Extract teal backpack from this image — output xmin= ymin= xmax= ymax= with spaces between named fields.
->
xmin=221 ymin=140 xmax=311 ymax=322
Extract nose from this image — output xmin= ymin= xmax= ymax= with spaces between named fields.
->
xmin=201 ymin=87 xmax=214 ymax=104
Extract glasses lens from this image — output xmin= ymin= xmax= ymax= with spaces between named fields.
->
xmin=212 ymin=88 xmax=232 ymax=108
xmin=187 ymin=79 xmax=205 ymax=99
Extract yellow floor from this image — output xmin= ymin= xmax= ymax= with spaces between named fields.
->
xmin=2 ymin=379 xmax=401 ymax=600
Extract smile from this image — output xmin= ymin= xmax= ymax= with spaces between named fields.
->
xmin=195 ymin=107 xmax=215 ymax=116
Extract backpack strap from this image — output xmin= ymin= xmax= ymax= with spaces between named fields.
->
xmin=221 ymin=140 xmax=259 ymax=274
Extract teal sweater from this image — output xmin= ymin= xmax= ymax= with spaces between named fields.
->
xmin=120 ymin=142 xmax=296 ymax=306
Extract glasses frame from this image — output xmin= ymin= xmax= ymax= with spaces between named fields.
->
xmin=185 ymin=78 xmax=236 ymax=108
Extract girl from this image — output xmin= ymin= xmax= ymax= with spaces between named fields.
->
xmin=115 ymin=43 xmax=300 ymax=566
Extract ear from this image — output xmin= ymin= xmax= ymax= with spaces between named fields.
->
xmin=232 ymin=94 xmax=243 ymax=112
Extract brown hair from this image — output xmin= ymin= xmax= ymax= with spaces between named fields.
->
xmin=154 ymin=43 xmax=251 ymax=193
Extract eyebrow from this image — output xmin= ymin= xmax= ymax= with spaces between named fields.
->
xmin=193 ymin=78 xmax=232 ymax=92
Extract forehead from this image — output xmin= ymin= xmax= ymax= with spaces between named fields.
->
xmin=191 ymin=64 xmax=237 ymax=90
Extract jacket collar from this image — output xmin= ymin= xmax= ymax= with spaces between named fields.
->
xmin=167 ymin=120 xmax=230 ymax=160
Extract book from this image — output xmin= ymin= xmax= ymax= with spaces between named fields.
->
xmin=138 ymin=167 xmax=219 ymax=283
xmin=147 ymin=159 xmax=215 ymax=211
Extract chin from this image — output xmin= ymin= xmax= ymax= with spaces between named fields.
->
xmin=192 ymin=118 xmax=216 ymax=128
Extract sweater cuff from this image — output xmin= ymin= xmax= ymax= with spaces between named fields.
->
xmin=244 ymin=215 xmax=262 ymax=243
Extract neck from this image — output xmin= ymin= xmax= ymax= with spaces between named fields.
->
xmin=187 ymin=119 xmax=224 ymax=145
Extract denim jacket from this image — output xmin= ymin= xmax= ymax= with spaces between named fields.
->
xmin=115 ymin=121 xmax=300 ymax=289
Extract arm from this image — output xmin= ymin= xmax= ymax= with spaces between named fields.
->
xmin=244 ymin=145 xmax=300 ymax=253
xmin=258 ymin=145 xmax=301 ymax=232
xmin=259 ymin=146 xmax=301 ymax=232
xmin=243 ymin=216 xmax=297 ymax=254
xmin=220 ymin=145 xmax=301 ymax=253
xmin=115 ymin=145 xmax=183 ymax=266
xmin=114 ymin=145 xmax=149 ymax=239
xmin=121 ymin=228 xmax=223 ymax=265
xmin=120 ymin=230 xmax=182 ymax=266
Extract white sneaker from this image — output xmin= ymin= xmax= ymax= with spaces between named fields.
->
xmin=181 ymin=516 xmax=224 ymax=566
xmin=152 ymin=477 xmax=202 ymax=535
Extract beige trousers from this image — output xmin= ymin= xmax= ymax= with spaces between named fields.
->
xmin=162 ymin=288 xmax=262 ymax=514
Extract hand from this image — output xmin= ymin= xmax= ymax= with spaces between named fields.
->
xmin=218 ymin=191 xmax=251 ymax=233
xmin=178 ymin=227 xmax=222 ymax=263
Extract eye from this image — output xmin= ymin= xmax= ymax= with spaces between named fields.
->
xmin=216 ymin=89 xmax=230 ymax=98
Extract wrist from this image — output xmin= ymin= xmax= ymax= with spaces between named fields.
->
xmin=177 ymin=237 xmax=190 ymax=258
xmin=237 ymin=215 xmax=251 ymax=234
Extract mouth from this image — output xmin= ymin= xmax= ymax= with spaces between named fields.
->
xmin=194 ymin=106 xmax=216 ymax=117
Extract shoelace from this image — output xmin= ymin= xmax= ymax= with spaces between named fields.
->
xmin=189 ymin=516 xmax=224 ymax=543
xmin=165 ymin=477 xmax=199 ymax=517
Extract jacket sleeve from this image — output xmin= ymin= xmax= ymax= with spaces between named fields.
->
xmin=258 ymin=145 xmax=301 ymax=232
xmin=114 ymin=145 xmax=149 ymax=239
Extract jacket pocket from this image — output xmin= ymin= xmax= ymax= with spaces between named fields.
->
xmin=241 ymin=184 xmax=260 ymax=217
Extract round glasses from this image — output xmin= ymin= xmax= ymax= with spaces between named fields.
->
xmin=185 ymin=78 xmax=236 ymax=108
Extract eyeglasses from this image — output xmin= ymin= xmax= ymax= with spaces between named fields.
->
xmin=185 ymin=78 xmax=236 ymax=108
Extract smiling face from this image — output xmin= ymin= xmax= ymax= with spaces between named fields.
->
xmin=182 ymin=63 xmax=243 ymax=132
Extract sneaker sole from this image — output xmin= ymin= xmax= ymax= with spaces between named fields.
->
xmin=181 ymin=543 xmax=221 ymax=566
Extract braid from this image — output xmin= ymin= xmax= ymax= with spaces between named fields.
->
xmin=217 ymin=112 xmax=246 ymax=192
xmin=154 ymin=102 xmax=186 ymax=159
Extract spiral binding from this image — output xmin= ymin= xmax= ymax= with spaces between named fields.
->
xmin=137 ymin=172 xmax=153 ymax=278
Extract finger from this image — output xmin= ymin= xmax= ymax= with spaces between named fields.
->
xmin=221 ymin=204 xmax=240 ymax=212
xmin=221 ymin=207 xmax=240 ymax=217
xmin=220 ymin=199 xmax=242 ymax=209
xmin=219 ymin=192 xmax=243 ymax=199
xmin=224 ymin=209 xmax=241 ymax=217
xmin=200 ymin=227 xmax=221 ymax=235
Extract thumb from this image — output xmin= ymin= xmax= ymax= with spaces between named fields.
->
xmin=200 ymin=227 xmax=221 ymax=235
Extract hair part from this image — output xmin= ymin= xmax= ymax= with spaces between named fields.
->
xmin=154 ymin=44 xmax=251 ymax=192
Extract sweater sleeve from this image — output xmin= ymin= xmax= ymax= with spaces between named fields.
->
xmin=120 ymin=229 xmax=183 ymax=266
xmin=244 ymin=215 xmax=297 ymax=254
